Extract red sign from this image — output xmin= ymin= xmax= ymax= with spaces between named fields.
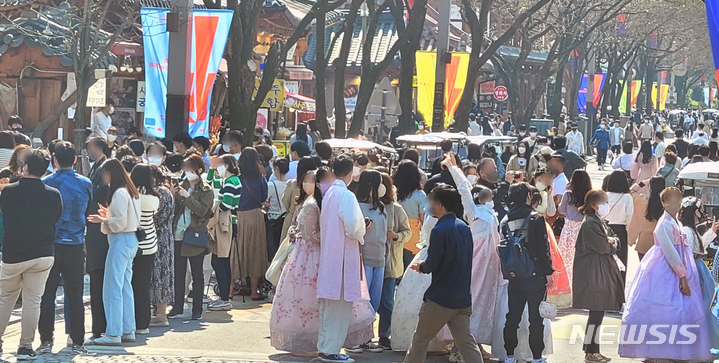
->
xmin=494 ymin=86 xmax=508 ymax=101
xmin=479 ymin=81 xmax=495 ymax=95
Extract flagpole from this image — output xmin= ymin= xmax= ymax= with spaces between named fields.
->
xmin=166 ymin=0 xmax=193 ymax=138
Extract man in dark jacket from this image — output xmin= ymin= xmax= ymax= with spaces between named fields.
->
xmin=476 ymin=157 xmax=509 ymax=221
xmin=405 ymin=184 xmax=482 ymax=363
xmin=502 ymin=183 xmax=554 ymax=363
xmin=552 ymin=135 xmax=586 ymax=179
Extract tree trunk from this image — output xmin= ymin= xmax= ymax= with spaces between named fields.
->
xmin=644 ymin=60 xmax=656 ymax=115
xmin=74 ymin=73 xmax=90 ymax=174
xmin=397 ymin=44 xmax=417 ymax=136
xmin=676 ymin=75 xmax=687 ymax=108
xmin=348 ymin=70 xmax=377 ymax=138
xmin=227 ymin=0 xmax=245 ymax=137
xmin=332 ymin=0 xmax=362 ymax=139
xmin=315 ymin=11 xmax=331 ymax=139
xmin=549 ymin=63 xmax=565 ymax=123
xmin=635 ymin=55 xmax=648 ymax=113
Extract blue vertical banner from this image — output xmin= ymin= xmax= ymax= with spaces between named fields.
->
xmin=706 ymin=0 xmax=719 ymax=83
xmin=142 ymin=8 xmax=233 ymax=139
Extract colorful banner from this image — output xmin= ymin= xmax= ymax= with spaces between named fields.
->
xmin=415 ymin=51 xmax=470 ymax=128
xmin=705 ymin=87 xmax=718 ymax=106
xmin=577 ymin=73 xmax=606 ymax=114
xmin=705 ymin=0 xmax=719 ymax=83
xmin=142 ymin=8 xmax=233 ymax=139
xmin=618 ymin=80 xmax=642 ymax=114
xmin=284 ymin=92 xmax=316 ymax=112
xmin=650 ymin=84 xmax=670 ymax=111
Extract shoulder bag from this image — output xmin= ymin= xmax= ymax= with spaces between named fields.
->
xmin=181 ymin=192 xmax=209 ymax=248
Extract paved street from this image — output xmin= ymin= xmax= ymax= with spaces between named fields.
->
xmin=0 ymin=162 xmax=649 ymax=363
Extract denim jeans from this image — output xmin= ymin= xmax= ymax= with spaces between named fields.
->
xmin=363 ymin=266 xmax=384 ymax=313
xmin=378 ymin=277 xmax=396 ymax=338
xmin=103 ymin=232 xmax=138 ymax=337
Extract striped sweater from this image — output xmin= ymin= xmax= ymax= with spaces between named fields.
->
xmin=219 ymin=175 xmax=242 ymax=222
xmin=206 ymin=169 xmax=223 ymax=198
xmin=138 ymin=194 xmax=160 ymax=255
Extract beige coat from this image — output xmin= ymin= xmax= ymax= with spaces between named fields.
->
xmin=207 ymin=201 xmax=233 ymax=258
xmin=384 ymin=202 xmax=412 ymax=279
xmin=280 ymin=179 xmax=298 ymax=242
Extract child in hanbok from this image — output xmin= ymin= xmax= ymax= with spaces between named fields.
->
xmin=678 ymin=196 xmax=719 ymax=352
xmin=620 ymin=188 xmax=711 ymax=362
xmin=270 ymin=171 xmax=374 ymax=355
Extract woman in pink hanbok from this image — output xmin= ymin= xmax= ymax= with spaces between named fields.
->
xmin=620 ymin=187 xmax=711 ymax=362
xmin=270 ymin=171 xmax=374 ymax=354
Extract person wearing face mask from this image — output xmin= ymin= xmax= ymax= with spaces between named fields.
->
xmin=526 ymin=126 xmax=540 ymax=153
xmin=220 ymin=130 xmax=244 ymax=160
xmin=678 ymin=197 xmax=719 ymax=352
xmin=167 ymin=154 xmax=214 ymax=320
xmin=280 ymin=157 xmax=318 ymax=244
xmin=347 ymin=152 xmax=369 ymax=195
xmin=0 ymin=144 xmax=30 ymax=184
xmin=91 ymin=100 xmax=114 ymax=141
xmin=270 ymin=169 xmax=374 ymax=356
xmin=619 ymin=188 xmax=712 ymax=363
xmin=446 ymin=156 xmax=504 ymax=359
xmin=145 ymin=142 xmax=167 ymax=168
xmin=565 ymin=123 xmax=585 ymax=157
xmin=265 ymin=158 xmax=289 ymax=261
xmin=393 ymin=160 xmax=426 ymax=269
xmin=692 ymin=123 xmax=709 ymax=143
xmin=344 ymin=170 xmax=388 ymax=353
xmin=463 ymin=164 xmax=479 ymax=185
xmin=590 ymin=122 xmax=611 ymax=170
xmin=516 ymin=124 xmax=528 ymax=141
xmin=375 ymin=173 xmax=411 ymax=351
xmin=609 ymin=121 xmax=624 ymax=157
xmin=476 ymin=157 xmax=509 ymax=221
xmin=106 ymin=127 xmax=119 ymax=154
xmin=506 ymin=141 xmax=530 ymax=177
xmin=573 ymin=190 xmax=625 ymax=363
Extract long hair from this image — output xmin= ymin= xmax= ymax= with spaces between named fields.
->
xmin=606 ymin=170 xmax=630 ymax=193
xmin=679 ymin=201 xmax=704 ymax=253
xmin=393 ymin=160 xmax=421 ymax=202
xmin=101 ymin=158 xmax=139 ymax=205
xmin=220 ymin=154 xmax=240 ymax=176
xmin=636 ymin=140 xmax=653 ymax=164
xmin=238 ymin=147 xmax=264 ymax=179
xmin=568 ymin=170 xmax=592 ymax=207
xmin=517 ymin=141 xmax=531 ymax=159
xmin=646 ymin=176 xmax=666 ymax=222
xmin=467 ymin=143 xmax=482 ymax=162
xmin=578 ymin=189 xmax=606 ymax=215
xmin=296 ymin=156 xmax=319 ymax=184
xmin=356 ymin=169 xmax=384 ymax=213
xmin=130 ymin=164 xmax=159 ymax=197
xmin=7 ymin=144 xmax=30 ymax=171
xmin=296 ymin=170 xmax=322 ymax=210
xmin=295 ymin=123 xmax=309 ymax=143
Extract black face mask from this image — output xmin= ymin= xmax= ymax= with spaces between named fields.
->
xmin=484 ymin=171 xmax=499 ymax=182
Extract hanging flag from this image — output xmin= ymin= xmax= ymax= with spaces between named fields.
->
xmin=576 ymin=73 xmax=606 ymax=114
xmin=650 ymin=84 xmax=670 ymax=110
xmin=616 ymin=12 xmax=626 ymax=36
xmin=705 ymin=0 xmax=719 ymax=84
xmin=142 ymin=8 xmax=233 ymax=139
xmin=619 ymin=80 xmax=642 ymax=114
xmin=415 ymin=51 xmax=470 ymax=128
xmin=704 ymin=87 xmax=711 ymax=106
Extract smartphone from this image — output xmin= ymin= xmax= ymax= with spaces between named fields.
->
xmin=364 ymin=217 xmax=373 ymax=228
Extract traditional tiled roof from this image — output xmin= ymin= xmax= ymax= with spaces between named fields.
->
xmin=0 ymin=10 xmax=116 ymax=68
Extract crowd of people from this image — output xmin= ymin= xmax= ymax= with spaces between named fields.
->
xmin=0 ymin=108 xmax=717 ymax=363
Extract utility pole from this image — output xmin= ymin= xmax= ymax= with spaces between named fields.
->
xmin=431 ymin=0 xmax=450 ymax=132
xmin=165 ymin=0 xmax=192 ymax=139
xmin=586 ymin=51 xmax=595 ymax=155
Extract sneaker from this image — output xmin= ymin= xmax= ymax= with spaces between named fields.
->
xmin=16 ymin=347 xmax=37 ymax=360
xmin=36 ymin=341 xmax=52 ymax=355
xmin=136 ymin=329 xmax=150 ymax=335
xmin=71 ymin=344 xmax=88 ymax=355
xmin=149 ymin=317 xmax=169 ymax=327
xmin=92 ymin=335 xmax=121 ymax=346
xmin=344 ymin=345 xmax=363 ymax=354
xmin=599 ymin=353 xmax=612 ymax=362
xmin=531 ymin=359 xmax=549 ymax=363
xmin=504 ymin=358 xmax=516 ymax=363
xmin=121 ymin=333 xmax=136 ymax=343
xmin=191 ymin=312 xmax=202 ymax=320
xmin=361 ymin=341 xmax=383 ymax=353
xmin=167 ymin=310 xmax=183 ymax=319
xmin=203 ymin=294 xmax=211 ymax=304
xmin=208 ymin=300 xmax=232 ymax=311
xmin=318 ymin=353 xmax=355 ymax=363
xmin=585 ymin=353 xmax=607 ymax=363
xmin=377 ymin=337 xmax=391 ymax=351
xmin=66 ymin=335 xmax=73 ymax=347
xmin=186 ymin=294 xmax=193 ymax=303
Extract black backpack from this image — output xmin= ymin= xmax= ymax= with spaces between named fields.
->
xmin=498 ymin=214 xmax=536 ymax=280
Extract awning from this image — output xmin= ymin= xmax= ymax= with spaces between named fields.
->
xmin=111 ymin=42 xmax=143 ymax=55
xmin=285 ymin=92 xmax=315 ymax=112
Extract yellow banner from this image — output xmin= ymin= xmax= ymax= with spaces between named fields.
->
xmin=651 ymin=84 xmax=669 ymax=111
xmin=444 ymin=53 xmax=469 ymax=127
xmin=253 ymin=79 xmax=285 ymax=111
xmin=416 ymin=51 xmax=436 ymax=126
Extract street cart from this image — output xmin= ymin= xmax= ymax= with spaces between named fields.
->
xmin=677 ymin=161 xmax=719 ymax=268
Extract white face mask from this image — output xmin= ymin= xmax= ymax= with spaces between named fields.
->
xmin=538 ymin=161 xmax=547 ymax=168
xmin=377 ymin=183 xmax=387 ymax=198
xmin=353 ymin=166 xmax=361 ymax=178
xmin=518 ymin=147 xmax=526 ymax=154
xmin=466 ymin=174 xmax=478 ymax=184
xmin=536 ymin=181 xmax=547 ymax=191
xmin=222 ymin=144 xmax=231 ymax=153
xmin=107 ymin=134 xmax=117 ymax=143
xmin=148 ymin=155 xmax=163 ymax=166
xmin=484 ymin=200 xmax=495 ymax=210
xmin=597 ymin=202 xmax=610 ymax=217
xmin=216 ymin=165 xmax=227 ymax=177
xmin=108 ymin=106 xmax=115 ymax=115
xmin=185 ymin=171 xmax=199 ymax=182
xmin=529 ymin=132 xmax=537 ymax=137
xmin=302 ymin=181 xmax=315 ymax=196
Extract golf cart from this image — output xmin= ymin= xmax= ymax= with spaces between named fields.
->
xmin=677 ymin=161 xmax=719 ymax=268
xmin=396 ymin=132 xmax=469 ymax=171
xmin=322 ymin=138 xmax=399 ymax=163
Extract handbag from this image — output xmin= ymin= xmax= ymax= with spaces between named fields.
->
xmin=265 ymin=235 xmax=294 ymax=286
xmin=539 ymin=292 xmax=557 ymax=319
xmin=180 ymin=210 xmax=209 ymax=248
xmin=131 ymin=196 xmax=147 ymax=241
